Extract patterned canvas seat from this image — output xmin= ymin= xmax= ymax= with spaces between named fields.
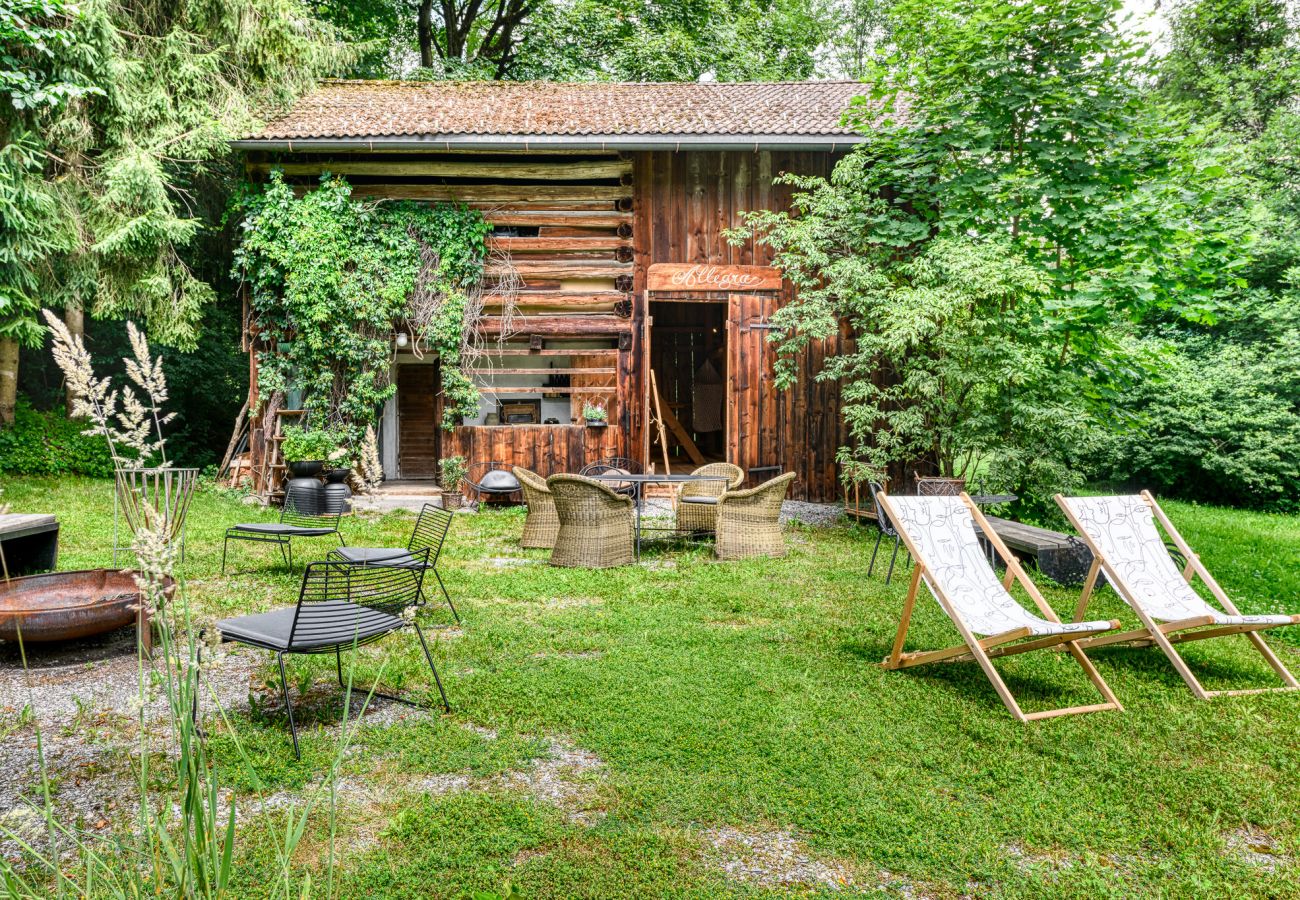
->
xmin=877 ymin=491 xmax=1123 ymax=723
xmin=1058 ymin=492 xmax=1300 ymax=699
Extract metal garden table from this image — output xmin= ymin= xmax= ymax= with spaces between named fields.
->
xmin=588 ymin=472 xmax=732 ymax=559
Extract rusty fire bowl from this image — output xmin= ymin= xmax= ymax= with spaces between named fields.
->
xmin=0 ymin=569 xmax=175 ymax=643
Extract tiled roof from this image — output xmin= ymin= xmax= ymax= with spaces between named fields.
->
xmin=243 ymin=80 xmax=873 ymax=142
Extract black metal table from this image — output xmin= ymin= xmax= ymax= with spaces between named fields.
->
xmin=588 ymin=473 xmax=731 ymax=558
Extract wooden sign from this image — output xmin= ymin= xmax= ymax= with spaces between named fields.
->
xmin=646 ymin=263 xmax=783 ymax=293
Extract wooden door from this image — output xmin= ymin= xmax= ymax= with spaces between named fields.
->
xmin=397 ymin=364 xmax=439 ymax=478
xmin=726 ymin=293 xmax=784 ymax=484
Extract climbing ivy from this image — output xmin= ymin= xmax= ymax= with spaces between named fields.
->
xmin=234 ymin=172 xmax=491 ymax=440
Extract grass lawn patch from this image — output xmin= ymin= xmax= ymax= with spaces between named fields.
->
xmin=1 ymin=477 xmax=1298 ymax=897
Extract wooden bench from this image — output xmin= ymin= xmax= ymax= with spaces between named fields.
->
xmin=983 ymin=515 xmax=1094 ymax=586
xmin=0 ymin=514 xmax=60 ymax=577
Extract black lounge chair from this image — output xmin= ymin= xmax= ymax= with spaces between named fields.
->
xmin=211 ymin=555 xmax=449 ymax=758
xmin=222 ymin=498 xmax=343 ymax=574
xmin=327 ymin=502 xmax=458 ymax=623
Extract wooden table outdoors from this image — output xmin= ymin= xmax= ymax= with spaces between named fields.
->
xmin=587 ymin=473 xmax=731 ymax=559
xmin=0 ymin=513 xmax=60 ymax=578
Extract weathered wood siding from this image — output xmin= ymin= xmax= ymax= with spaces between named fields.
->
xmin=633 ymin=151 xmax=846 ymax=501
xmin=244 ymin=147 xmax=845 ymax=500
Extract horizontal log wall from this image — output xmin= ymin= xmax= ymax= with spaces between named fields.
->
xmin=245 ymin=148 xmax=642 ymax=485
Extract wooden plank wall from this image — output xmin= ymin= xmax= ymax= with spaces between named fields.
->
xmin=633 ymin=151 xmax=846 ymax=501
xmin=446 ymin=425 xmax=619 ymax=475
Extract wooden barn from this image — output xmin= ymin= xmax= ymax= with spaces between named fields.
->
xmin=232 ymin=80 xmax=864 ymax=502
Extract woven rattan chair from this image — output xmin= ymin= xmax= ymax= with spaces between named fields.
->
xmin=546 ymin=474 xmax=635 ymax=568
xmin=513 ymin=467 xmax=560 ymax=549
xmin=327 ymin=503 xmax=458 ymax=623
xmin=222 ymin=496 xmax=343 ymax=574
xmin=210 ymin=555 xmax=449 ymax=758
xmin=676 ymin=462 xmax=745 ymax=535
xmin=715 ymin=472 xmax=796 ymax=560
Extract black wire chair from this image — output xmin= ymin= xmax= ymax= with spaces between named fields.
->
xmin=327 ymin=502 xmax=459 ymax=623
xmin=578 ymin=458 xmax=641 ymax=497
xmin=222 ymin=496 xmax=343 ymax=574
xmin=867 ymin=481 xmax=911 ymax=585
xmin=209 ymin=555 xmax=449 ymax=758
xmin=463 ymin=461 xmax=522 ymax=505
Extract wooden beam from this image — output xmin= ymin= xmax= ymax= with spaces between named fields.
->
xmin=489 ymin=236 xmax=632 ymax=252
xmin=477 ymin=368 xmax=616 ymax=376
xmin=483 ymin=291 xmax=625 ymax=311
xmin=349 ymin=184 xmax=632 ymax=202
xmin=489 ymin=262 xmax=632 ymax=280
xmin=475 ymin=315 xmax=632 ymax=335
xmin=248 ymin=159 xmax=632 ymax=180
xmin=481 ymin=349 xmax=618 ymax=357
xmin=477 ymin=386 xmax=613 ymax=394
xmin=482 ymin=210 xmax=631 ymax=227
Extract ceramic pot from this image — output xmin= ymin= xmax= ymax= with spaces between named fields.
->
xmin=442 ymin=491 xmax=463 ymax=510
xmin=323 ymin=469 xmax=353 ymax=514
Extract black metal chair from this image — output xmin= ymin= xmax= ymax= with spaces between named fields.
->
xmin=579 ymin=458 xmax=641 ymax=497
xmin=327 ymin=502 xmax=458 ymax=623
xmin=463 ymin=461 xmax=522 ymax=505
xmin=212 ymin=554 xmax=449 ymax=758
xmin=222 ymin=497 xmax=343 ymax=574
xmin=867 ymin=481 xmax=911 ymax=584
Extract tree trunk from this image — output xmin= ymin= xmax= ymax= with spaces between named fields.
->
xmin=64 ymin=300 xmax=84 ymax=413
xmin=0 ymin=337 xmax=18 ymax=426
xmin=418 ymin=0 xmax=435 ymax=68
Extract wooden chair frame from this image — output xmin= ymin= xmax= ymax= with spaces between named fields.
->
xmin=878 ymin=490 xmax=1123 ymax=723
xmin=1056 ymin=490 xmax=1300 ymax=700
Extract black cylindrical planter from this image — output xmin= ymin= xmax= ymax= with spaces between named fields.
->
xmin=284 ymin=460 xmax=325 ymax=515
xmin=323 ymin=468 xmax=353 ymax=514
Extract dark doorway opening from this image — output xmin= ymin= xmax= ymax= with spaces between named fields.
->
xmin=648 ymin=300 xmax=728 ymax=469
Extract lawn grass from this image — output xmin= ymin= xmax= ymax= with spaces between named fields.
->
xmin=2 ymin=476 xmax=1299 ymax=898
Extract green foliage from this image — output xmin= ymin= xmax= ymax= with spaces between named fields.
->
xmin=235 ymin=173 xmax=490 ymax=438
xmin=279 ymin=426 xmax=337 ymax=463
xmin=736 ymin=0 xmax=1234 ymax=512
xmin=0 ymin=0 xmax=347 ymax=350
xmin=0 ymin=398 xmax=114 ymax=475
xmin=439 ymin=454 xmax=467 ymax=491
xmin=1080 ymin=299 xmax=1300 ymax=512
xmin=581 ymin=401 xmax=607 ymax=422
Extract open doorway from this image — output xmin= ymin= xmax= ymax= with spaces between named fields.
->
xmin=648 ymin=300 xmax=728 ymax=470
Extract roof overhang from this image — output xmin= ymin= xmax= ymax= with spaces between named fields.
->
xmin=229 ymin=132 xmax=865 ymax=153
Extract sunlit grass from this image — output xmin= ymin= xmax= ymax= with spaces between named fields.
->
xmin=2 ymin=476 xmax=1298 ymax=898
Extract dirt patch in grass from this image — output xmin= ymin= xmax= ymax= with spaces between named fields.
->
xmin=1225 ymin=827 xmax=1293 ymax=871
xmin=701 ymin=825 xmax=861 ymax=891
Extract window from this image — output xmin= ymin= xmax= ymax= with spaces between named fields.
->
xmin=466 ymin=339 xmax=619 ymax=426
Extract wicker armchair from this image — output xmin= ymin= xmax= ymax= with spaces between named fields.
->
xmin=513 ymin=467 xmax=560 ymax=549
xmin=715 ymin=472 xmax=796 ymax=561
xmin=546 ymin=474 xmax=635 ymax=568
xmin=676 ymin=462 xmax=745 ymax=535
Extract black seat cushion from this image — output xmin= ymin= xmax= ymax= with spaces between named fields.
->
xmin=230 ymin=522 xmax=336 ymax=537
xmin=332 ymin=546 xmax=422 ymax=566
xmin=479 ymin=470 xmax=522 ymax=493
xmin=218 ymin=600 xmax=404 ymax=651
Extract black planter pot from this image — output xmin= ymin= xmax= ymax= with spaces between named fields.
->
xmin=323 ymin=468 xmax=353 ymax=514
xmin=287 ymin=459 xmax=324 ymax=478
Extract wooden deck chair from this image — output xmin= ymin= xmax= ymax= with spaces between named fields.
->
xmin=1056 ymin=491 xmax=1300 ymax=699
xmin=878 ymin=491 xmax=1124 ymax=722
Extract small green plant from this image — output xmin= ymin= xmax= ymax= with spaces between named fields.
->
xmin=582 ymin=402 xmax=608 ymax=423
xmin=281 ymin=426 xmax=336 ymax=462
xmin=439 ymin=455 xmax=468 ymax=492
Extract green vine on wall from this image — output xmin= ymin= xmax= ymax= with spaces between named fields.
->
xmin=234 ymin=172 xmax=491 ymax=440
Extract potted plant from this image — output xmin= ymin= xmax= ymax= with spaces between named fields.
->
xmin=281 ymin=427 xmax=335 ymax=478
xmin=439 ymin=455 xmax=468 ymax=510
xmin=323 ymin=446 xmax=355 ymax=513
xmin=582 ymin=402 xmax=608 ymax=427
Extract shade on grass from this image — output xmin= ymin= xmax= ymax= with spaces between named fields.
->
xmin=2 ymin=476 xmax=1298 ymax=898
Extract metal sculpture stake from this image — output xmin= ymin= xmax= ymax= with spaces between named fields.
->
xmin=113 ymin=467 xmax=199 ymax=564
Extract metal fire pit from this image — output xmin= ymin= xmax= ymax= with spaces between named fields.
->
xmin=0 ymin=569 xmax=173 ymax=647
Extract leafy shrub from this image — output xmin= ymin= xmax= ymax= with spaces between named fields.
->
xmin=0 ymin=400 xmax=114 ymax=476
xmin=439 ymin=455 xmax=467 ymax=491
xmin=1079 ymin=331 xmax=1300 ymax=511
xmin=280 ymin=426 xmax=337 ymax=462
